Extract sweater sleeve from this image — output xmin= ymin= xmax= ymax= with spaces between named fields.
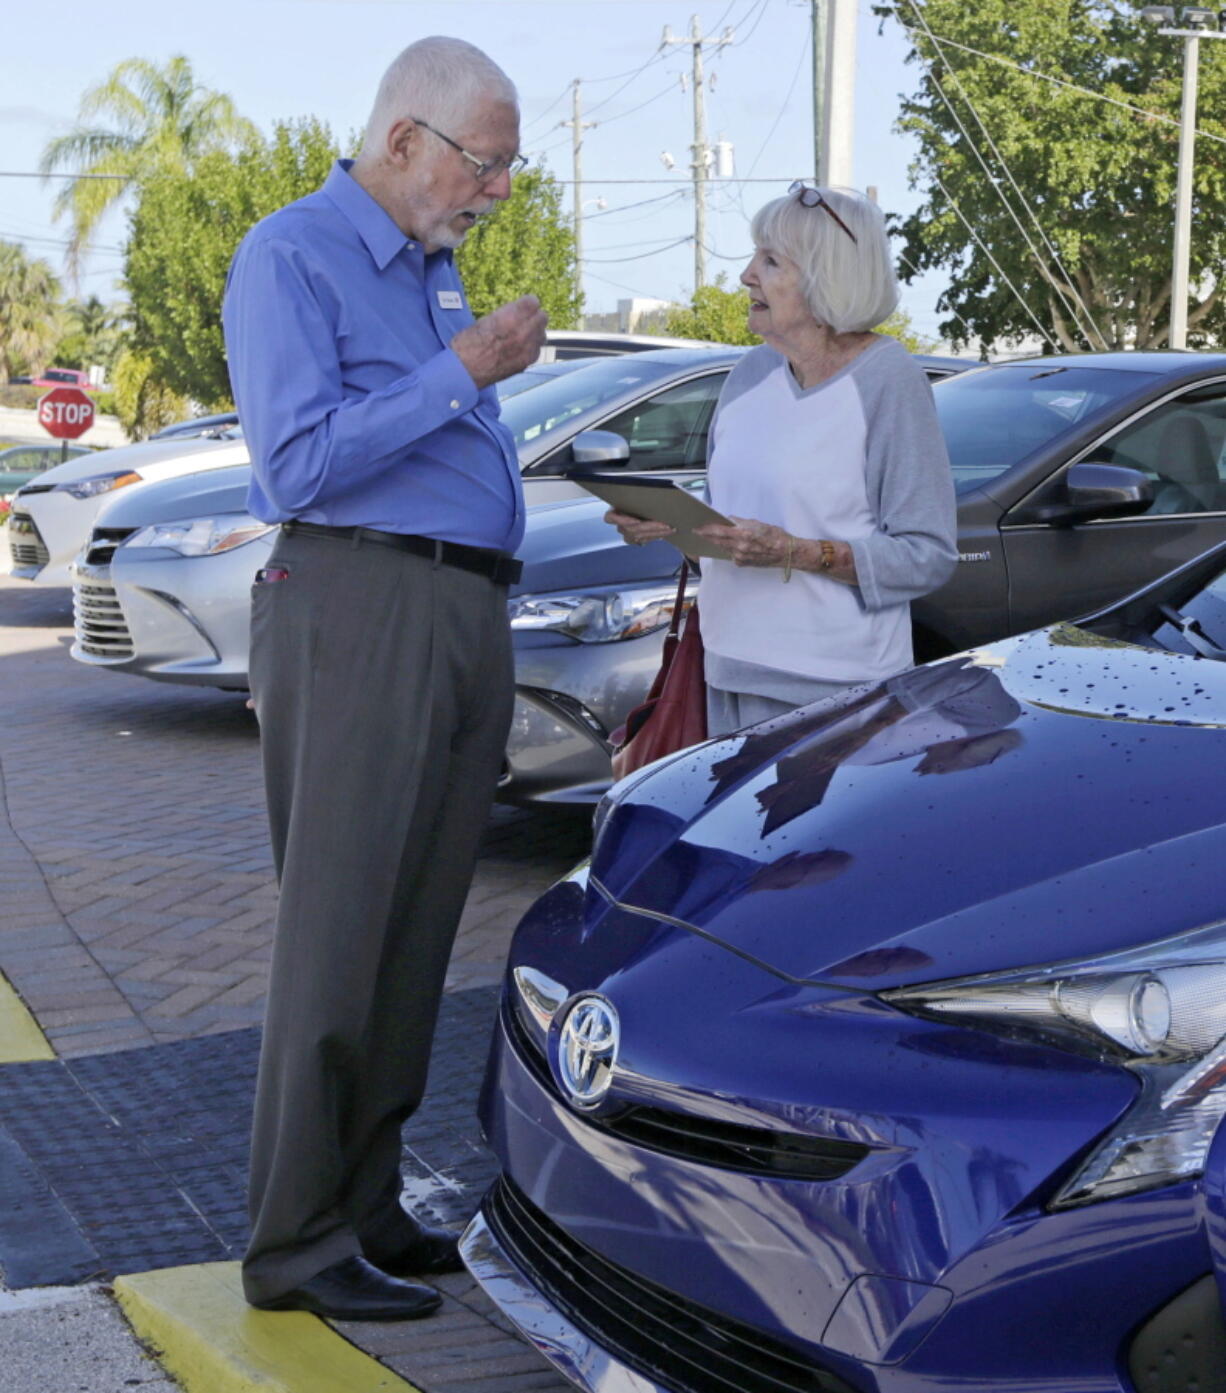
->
xmin=848 ymin=348 xmax=959 ymax=612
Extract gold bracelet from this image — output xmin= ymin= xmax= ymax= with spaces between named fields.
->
xmin=819 ymin=539 xmax=836 ymax=572
xmin=782 ymin=534 xmax=794 ymax=583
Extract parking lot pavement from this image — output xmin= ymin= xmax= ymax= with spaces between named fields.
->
xmin=0 ymin=574 xmax=586 ymax=1391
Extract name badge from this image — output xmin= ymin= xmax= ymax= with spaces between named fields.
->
xmin=437 ymin=290 xmax=463 ymax=310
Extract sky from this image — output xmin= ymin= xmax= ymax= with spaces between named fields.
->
xmin=0 ymin=0 xmax=950 ymax=340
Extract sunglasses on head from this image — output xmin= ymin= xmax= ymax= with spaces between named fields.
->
xmin=788 ymin=181 xmax=858 ymax=244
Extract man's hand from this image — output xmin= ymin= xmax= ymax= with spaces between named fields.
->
xmin=452 ymin=295 xmax=548 ymax=389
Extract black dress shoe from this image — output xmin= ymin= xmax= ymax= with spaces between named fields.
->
xmin=373 ymin=1223 xmax=465 ymax=1277
xmin=253 ymin=1255 xmax=442 ymax=1321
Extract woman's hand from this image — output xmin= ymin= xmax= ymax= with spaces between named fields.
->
xmin=693 ymin=516 xmax=790 ymax=567
xmin=604 ymin=508 xmax=676 ymax=547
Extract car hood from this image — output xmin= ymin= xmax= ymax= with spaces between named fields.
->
xmin=84 ymin=463 xmax=673 ymax=592
xmin=17 ymin=436 xmax=247 ymax=490
xmin=514 ymin=493 xmax=681 ymax=595
xmin=94 ymin=463 xmax=254 ymax=528
xmin=592 ymin=626 xmax=1226 ymax=990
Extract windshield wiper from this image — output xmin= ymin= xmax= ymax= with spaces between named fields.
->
xmin=1157 ymin=603 xmax=1226 ymax=660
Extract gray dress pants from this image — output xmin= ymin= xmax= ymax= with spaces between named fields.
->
xmin=241 ymin=527 xmax=514 ymax=1304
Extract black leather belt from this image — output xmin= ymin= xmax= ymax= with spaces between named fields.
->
xmin=282 ymin=520 xmax=522 ymax=586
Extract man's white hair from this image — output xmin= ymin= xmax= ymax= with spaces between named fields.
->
xmin=751 ymin=187 xmax=899 ymax=334
xmin=361 ymin=37 xmax=518 ymax=156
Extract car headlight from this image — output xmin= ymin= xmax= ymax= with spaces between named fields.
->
xmin=508 ymin=580 xmax=694 ymax=644
xmin=57 ymin=470 xmax=142 ymax=500
xmin=124 ymin=514 xmax=275 ymax=557
xmin=883 ymin=921 xmax=1226 ymax=1208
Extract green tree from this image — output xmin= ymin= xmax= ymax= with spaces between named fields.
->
xmin=875 ymin=0 xmax=1226 ymax=350
xmin=875 ymin=308 xmax=937 ymax=353
xmin=40 ymin=55 xmax=257 ymax=274
xmin=111 ymin=347 xmax=188 ymax=440
xmin=455 ymin=166 xmax=582 ymax=326
xmin=0 ymin=242 xmax=62 ymax=383
xmin=660 ymin=275 xmax=761 ymax=345
xmin=125 ymin=119 xmax=339 ymax=406
xmin=54 ymin=295 xmax=128 ymax=374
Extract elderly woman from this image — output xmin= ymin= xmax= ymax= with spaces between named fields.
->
xmin=609 ymin=183 xmax=958 ymax=737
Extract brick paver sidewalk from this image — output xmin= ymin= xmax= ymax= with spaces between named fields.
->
xmin=0 ymin=575 xmax=588 ymax=1390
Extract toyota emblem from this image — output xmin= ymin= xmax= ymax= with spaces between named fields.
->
xmin=557 ymin=996 xmax=620 ymax=1108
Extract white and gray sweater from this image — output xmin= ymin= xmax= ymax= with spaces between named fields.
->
xmin=700 ymin=336 xmax=958 ymax=696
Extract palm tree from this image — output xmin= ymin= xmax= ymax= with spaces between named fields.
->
xmin=0 ymin=242 xmax=62 ymax=384
xmin=39 ymin=55 xmax=258 ymax=275
xmin=57 ymin=295 xmax=129 ymax=374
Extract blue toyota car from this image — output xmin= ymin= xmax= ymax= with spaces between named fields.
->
xmin=462 ymin=540 xmax=1226 ymax=1393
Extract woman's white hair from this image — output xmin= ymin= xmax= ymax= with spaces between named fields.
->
xmin=751 ymin=187 xmax=899 ymax=333
xmin=362 ymin=37 xmax=518 ymax=156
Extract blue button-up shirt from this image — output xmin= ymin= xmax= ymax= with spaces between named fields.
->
xmin=222 ymin=160 xmax=524 ymax=552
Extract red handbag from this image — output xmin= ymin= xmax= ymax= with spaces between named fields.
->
xmin=610 ymin=563 xmax=708 ymax=782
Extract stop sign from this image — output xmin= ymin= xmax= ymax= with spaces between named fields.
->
xmin=37 ymin=385 xmax=95 ymax=440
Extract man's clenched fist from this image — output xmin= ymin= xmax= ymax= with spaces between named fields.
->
xmin=452 ymin=295 xmax=548 ymax=389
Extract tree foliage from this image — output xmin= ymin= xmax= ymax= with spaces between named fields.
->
xmin=875 ymin=0 xmax=1226 ymax=350
xmin=125 ymin=119 xmax=339 ymax=407
xmin=40 ymin=55 xmax=257 ymax=276
xmin=454 ymin=166 xmax=582 ymax=327
xmin=660 ymin=275 xmax=761 ymax=346
xmin=0 ymin=241 xmax=62 ymax=383
xmin=111 ymin=348 xmax=189 ymax=439
xmin=54 ymin=295 xmax=128 ymax=374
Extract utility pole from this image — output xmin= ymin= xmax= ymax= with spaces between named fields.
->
xmin=561 ymin=79 xmax=596 ymax=315
xmin=663 ymin=15 xmax=733 ymax=291
xmin=1141 ymin=8 xmax=1226 ymax=348
xmin=811 ymin=0 xmax=826 ymax=183
xmin=823 ymin=0 xmax=856 ymax=188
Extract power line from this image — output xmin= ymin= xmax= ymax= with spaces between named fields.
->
xmin=584 ymin=190 xmax=688 ymax=219
xmin=0 ymin=171 xmax=129 ymax=180
xmin=583 ymin=236 xmax=692 ymax=263
xmin=920 ymin=30 xmax=1226 ymax=147
xmin=933 ymin=176 xmax=1059 ymax=350
xmin=900 ymin=0 xmax=1106 ymax=349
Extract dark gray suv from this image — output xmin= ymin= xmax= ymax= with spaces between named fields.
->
xmin=73 ymin=349 xmax=1226 ymax=804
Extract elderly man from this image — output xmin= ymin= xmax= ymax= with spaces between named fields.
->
xmin=222 ymin=37 xmax=546 ymax=1321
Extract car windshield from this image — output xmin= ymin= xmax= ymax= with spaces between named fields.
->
xmin=1151 ymin=566 xmax=1226 ymax=659
xmin=499 ymin=357 xmax=685 ymax=452
xmin=935 ymin=365 xmax=1162 ymax=494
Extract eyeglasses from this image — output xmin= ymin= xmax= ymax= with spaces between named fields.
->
xmin=412 ymin=117 xmax=528 ymax=183
xmin=788 ymin=181 xmax=858 ymax=244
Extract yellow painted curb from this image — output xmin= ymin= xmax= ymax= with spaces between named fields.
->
xmin=114 ymin=1261 xmax=421 ymax=1393
xmin=0 ymin=970 xmax=54 ymax=1062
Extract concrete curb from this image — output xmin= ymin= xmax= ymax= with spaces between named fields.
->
xmin=114 ymin=1261 xmax=421 ymax=1393
xmin=0 ymin=969 xmax=54 ymax=1062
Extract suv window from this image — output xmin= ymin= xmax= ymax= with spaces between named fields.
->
xmin=594 ymin=373 xmax=726 ymax=471
xmin=1089 ymin=382 xmax=1226 ymax=515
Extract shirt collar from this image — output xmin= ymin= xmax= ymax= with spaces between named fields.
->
xmin=322 ymin=159 xmax=415 ymax=271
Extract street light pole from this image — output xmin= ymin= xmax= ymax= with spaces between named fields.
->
xmin=1142 ymin=7 xmax=1226 ymax=348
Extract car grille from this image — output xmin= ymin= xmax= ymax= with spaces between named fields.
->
xmin=8 ymin=511 xmax=50 ymax=570
xmin=84 ymin=527 xmax=137 ymax=567
xmin=485 ymin=1176 xmax=859 ymax=1393
xmin=505 ymin=1003 xmax=868 ymax=1183
xmin=15 ymin=483 xmax=55 ymax=496
xmin=73 ymin=580 xmax=134 ymax=659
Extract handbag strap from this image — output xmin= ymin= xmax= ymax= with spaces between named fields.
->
xmin=664 ymin=560 xmax=690 ymax=640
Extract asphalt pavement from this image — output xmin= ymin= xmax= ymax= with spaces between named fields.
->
xmin=0 ymin=574 xmax=588 ymax=1392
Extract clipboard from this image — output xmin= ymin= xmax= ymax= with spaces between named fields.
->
xmin=567 ymin=471 xmax=735 ymax=561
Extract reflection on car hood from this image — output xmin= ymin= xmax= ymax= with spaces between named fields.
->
xmin=94 ymin=464 xmax=254 ymax=528
xmin=18 ymin=436 xmax=246 ymax=489
xmin=593 ymin=631 xmax=1226 ymax=990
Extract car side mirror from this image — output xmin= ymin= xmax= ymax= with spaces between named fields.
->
xmin=571 ymin=430 xmax=631 ymax=467
xmin=1023 ymin=462 xmax=1154 ymax=527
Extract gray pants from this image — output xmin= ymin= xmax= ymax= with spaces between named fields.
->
xmin=241 ymin=528 xmax=514 ymax=1304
